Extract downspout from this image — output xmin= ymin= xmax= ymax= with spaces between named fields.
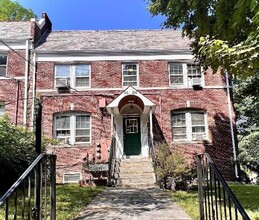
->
xmin=15 ymin=80 xmax=20 ymax=126
xmin=225 ymin=72 xmax=238 ymax=178
xmin=23 ymin=39 xmax=30 ymax=127
xmin=30 ymin=52 xmax=36 ymax=131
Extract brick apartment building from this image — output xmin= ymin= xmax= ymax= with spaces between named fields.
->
xmin=0 ymin=13 xmax=237 ymax=183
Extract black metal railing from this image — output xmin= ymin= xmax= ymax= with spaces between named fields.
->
xmin=195 ymin=153 xmax=250 ymax=220
xmin=0 ymin=154 xmax=56 ymax=220
xmin=107 ymin=136 xmax=116 ymax=186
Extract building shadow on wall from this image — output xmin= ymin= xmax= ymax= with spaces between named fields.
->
xmin=204 ymin=112 xmax=237 ymax=180
xmin=152 ymin=115 xmax=167 ymax=144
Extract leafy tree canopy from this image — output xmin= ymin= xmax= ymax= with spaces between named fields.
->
xmin=0 ymin=0 xmax=35 ymax=21
xmin=148 ymin=0 xmax=259 ymax=77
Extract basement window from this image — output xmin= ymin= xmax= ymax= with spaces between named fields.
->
xmin=63 ymin=172 xmax=82 ymax=183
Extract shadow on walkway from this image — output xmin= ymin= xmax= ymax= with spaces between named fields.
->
xmin=73 ymin=187 xmax=192 ymax=220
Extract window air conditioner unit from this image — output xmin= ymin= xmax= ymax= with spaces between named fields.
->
xmin=191 ymin=78 xmax=202 ymax=87
xmin=192 ymin=133 xmax=206 ymax=141
xmin=56 ymin=78 xmax=70 ymax=89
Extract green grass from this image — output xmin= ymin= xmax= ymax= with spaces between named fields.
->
xmin=0 ymin=184 xmax=104 ymax=220
xmin=168 ymin=184 xmax=259 ymax=220
xmin=56 ymin=184 xmax=104 ymax=220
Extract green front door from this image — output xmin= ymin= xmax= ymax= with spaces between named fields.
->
xmin=123 ymin=117 xmax=141 ymax=156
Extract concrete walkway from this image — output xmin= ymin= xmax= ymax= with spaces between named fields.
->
xmin=73 ymin=187 xmax=192 ymax=220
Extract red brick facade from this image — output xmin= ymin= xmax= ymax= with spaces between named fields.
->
xmin=0 ymin=14 xmax=237 ymax=183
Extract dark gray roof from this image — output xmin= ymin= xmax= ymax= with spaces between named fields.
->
xmin=35 ymin=30 xmax=191 ymax=53
xmin=0 ymin=21 xmax=32 ymax=41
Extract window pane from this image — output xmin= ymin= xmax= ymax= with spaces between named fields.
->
xmin=0 ymin=55 xmax=7 ymax=77
xmin=170 ymin=63 xmax=183 ymax=75
xmin=191 ymin=113 xmax=205 ymax=125
xmin=56 ymin=65 xmax=70 ymax=77
xmin=56 ymin=116 xmax=70 ymax=129
xmin=75 ymin=78 xmax=89 ymax=87
xmin=76 ymin=115 xmax=90 ymax=128
xmin=170 ymin=76 xmax=183 ymax=84
xmin=0 ymin=55 xmax=7 ymax=65
xmin=172 ymin=113 xmax=186 ymax=126
xmin=76 ymin=130 xmax=90 ymax=136
xmin=123 ymin=76 xmax=137 ymax=82
xmin=192 ymin=126 xmax=205 ymax=133
xmin=75 ymin=65 xmax=89 ymax=76
xmin=76 ymin=136 xmax=90 ymax=142
xmin=187 ymin=64 xmax=201 ymax=77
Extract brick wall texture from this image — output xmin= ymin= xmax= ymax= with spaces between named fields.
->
xmin=1 ymin=49 xmax=236 ymax=183
xmin=34 ymin=60 xmax=236 ymax=182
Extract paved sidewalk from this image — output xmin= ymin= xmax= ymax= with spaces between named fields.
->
xmin=73 ymin=187 xmax=192 ymax=220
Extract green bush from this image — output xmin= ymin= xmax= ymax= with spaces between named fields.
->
xmin=154 ymin=142 xmax=192 ymax=189
xmin=0 ymin=116 xmax=55 ymax=191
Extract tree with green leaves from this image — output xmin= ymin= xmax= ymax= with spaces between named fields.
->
xmin=0 ymin=116 xmax=56 ymax=191
xmin=148 ymin=0 xmax=258 ymax=77
xmin=0 ymin=0 xmax=35 ymax=21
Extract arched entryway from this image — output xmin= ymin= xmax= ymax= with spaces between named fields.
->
xmin=106 ymin=87 xmax=156 ymax=159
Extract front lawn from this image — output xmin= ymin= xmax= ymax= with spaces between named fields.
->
xmin=56 ymin=184 xmax=104 ymax=220
xmin=169 ymin=183 xmax=259 ymax=220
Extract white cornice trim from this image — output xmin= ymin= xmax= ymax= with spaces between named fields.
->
xmin=0 ymin=42 xmax=33 ymax=50
xmin=36 ymin=54 xmax=194 ymax=62
xmin=34 ymin=86 xmax=227 ymax=93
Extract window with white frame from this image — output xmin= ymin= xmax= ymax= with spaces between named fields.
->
xmin=169 ymin=63 xmax=202 ymax=87
xmin=55 ymin=64 xmax=90 ymax=88
xmin=0 ymin=54 xmax=7 ymax=77
xmin=122 ymin=64 xmax=138 ymax=87
xmin=0 ymin=102 xmax=5 ymax=116
xmin=54 ymin=113 xmax=91 ymax=145
xmin=171 ymin=111 xmax=207 ymax=141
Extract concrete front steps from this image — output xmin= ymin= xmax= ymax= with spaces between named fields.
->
xmin=117 ymin=158 xmax=155 ymax=188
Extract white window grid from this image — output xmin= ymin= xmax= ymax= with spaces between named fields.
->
xmin=55 ymin=64 xmax=91 ymax=88
xmin=54 ymin=113 xmax=91 ymax=145
xmin=172 ymin=111 xmax=207 ymax=142
xmin=0 ymin=54 xmax=7 ymax=77
xmin=169 ymin=63 xmax=203 ymax=87
xmin=122 ymin=64 xmax=139 ymax=87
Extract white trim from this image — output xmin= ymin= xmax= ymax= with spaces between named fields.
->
xmin=34 ymin=85 xmax=227 ymax=93
xmin=23 ymin=39 xmax=30 ymax=126
xmin=36 ymin=54 xmax=194 ymax=62
xmin=63 ymin=172 xmax=82 ymax=183
xmin=0 ymin=42 xmax=33 ymax=50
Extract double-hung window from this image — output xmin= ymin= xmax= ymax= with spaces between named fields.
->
xmin=122 ymin=64 xmax=138 ymax=87
xmin=172 ymin=111 xmax=207 ymax=142
xmin=54 ymin=113 xmax=91 ymax=145
xmin=0 ymin=102 xmax=5 ymax=116
xmin=0 ymin=54 xmax=7 ymax=77
xmin=169 ymin=63 xmax=203 ymax=87
xmin=55 ymin=64 xmax=90 ymax=88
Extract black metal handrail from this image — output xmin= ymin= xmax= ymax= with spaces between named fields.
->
xmin=0 ymin=153 xmax=56 ymax=220
xmin=107 ymin=135 xmax=116 ymax=186
xmin=195 ymin=153 xmax=250 ymax=220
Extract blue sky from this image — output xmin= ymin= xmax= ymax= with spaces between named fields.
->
xmin=17 ymin=0 xmax=166 ymax=30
